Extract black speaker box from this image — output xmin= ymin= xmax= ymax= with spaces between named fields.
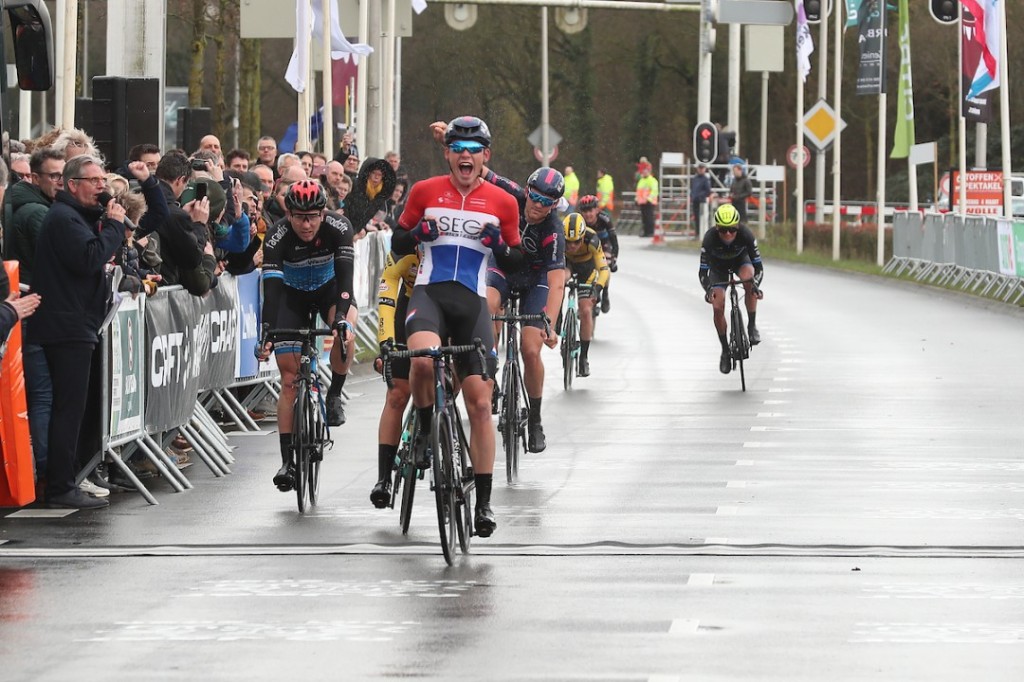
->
xmin=91 ymin=76 xmax=160 ymax=167
xmin=177 ymin=107 xmax=212 ymax=154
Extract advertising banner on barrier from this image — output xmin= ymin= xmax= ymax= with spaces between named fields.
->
xmin=145 ymin=288 xmax=202 ymax=433
xmin=996 ymin=220 xmax=1024 ymax=277
xmin=235 ymin=270 xmax=261 ymax=380
xmin=197 ymin=275 xmax=239 ymax=391
xmin=952 ymin=170 xmax=1004 ymax=215
xmin=109 ymin=294 xmax=145 ymax=442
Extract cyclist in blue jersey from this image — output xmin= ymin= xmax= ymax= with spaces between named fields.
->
xmin=480 ymin=164 xmax=566 ymax=453
xmin=258 ymin=180 xmax=357 ymax=491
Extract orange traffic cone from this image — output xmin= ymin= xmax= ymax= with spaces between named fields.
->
xmin=651 ymin=219 xmax=666 ymax=245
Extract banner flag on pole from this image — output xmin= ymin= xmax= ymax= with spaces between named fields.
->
xmin=961 ymin=0 xmax=1000 ymax=122
xmin=890 ymin=0 xmax=915 ymax=158
xmin=286 ymin=0 xmax=374 ymax=93
xmin=795 ymin=0 xmax=814 ymax=82
xmin=855 ymin=0 xmax=886 ymax=96
xmin=412 ymin=0 xmax=428 ymax=14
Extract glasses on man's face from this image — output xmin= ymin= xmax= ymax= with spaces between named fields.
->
xmin=291 ymin=212 xmax=322 ymax=224
xmin=448 ymin=141 xmax=485 ymax=155
xmin=527 ymin=190 xmax=557 ymax=207
xmin=258 ymin=146 xmax=276 ymax=152
xmin=717 ymin=227 xmax=738 ymax=234
xmin=37 ymin=172 xmax=64 ymax=182
xmin=72 ymin=176 xmax=106 ymax=187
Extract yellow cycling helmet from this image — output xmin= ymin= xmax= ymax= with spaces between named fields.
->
xmin=563 ymin=212 xmax=587 ymax=242
xmin=714 ymin=203 xmax=741 ymax=229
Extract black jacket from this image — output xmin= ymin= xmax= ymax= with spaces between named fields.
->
xmin=148 ymin=180 xmax=209 ymax=289
xmin=345 ymin=157 xmax=396 ymax=234
xmin=25 ymin=190 xmax=125 ymax=346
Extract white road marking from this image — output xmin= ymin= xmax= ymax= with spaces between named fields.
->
xmin=76 ymin=619 xmax=419 ymax=643
xmin=668 ymin=619 xmax=700 ymax=635
xmin=726 ymin=481 xmax=747 ymax=488
xmin=686 ymin=574 xmax=716 ymax=586
xmin=768 ymin=387 xmax=794 ymax=393
xmin=742 ymin=442 xmax=780 ymax=448
xmin=756 ymin=412 xmax=786 ymax=417
xmin=6 ymin=509 xmax=78 ymax=519
xmin=762 ymin=399 xmax=790 ymax=405
xmin=716 ymin=506 xmax=738 ymax=515
xmin=735 ymin=459 xmax=755 ymax=466
xmin=703 ymin=537 xmax=731 ymax=544
xmin=648 ymin=676 xmax=682 ymax=682
xmin=849 ymin=622 xmax=1024 ymax=644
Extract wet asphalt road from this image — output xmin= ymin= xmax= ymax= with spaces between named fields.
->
xmin=2 ymin=237 xmax=1023 ymax=681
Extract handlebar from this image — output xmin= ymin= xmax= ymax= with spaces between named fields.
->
xmin=380 ymin=338 xmax=489 ymax=389
xmin=491 ymin=312 xmax=552 ymax=337
xmin=255 ymin=323 xmax=346 ymax=362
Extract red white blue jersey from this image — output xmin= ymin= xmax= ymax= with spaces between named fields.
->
xmin=398 ymin=176 xmax=521 ymax=296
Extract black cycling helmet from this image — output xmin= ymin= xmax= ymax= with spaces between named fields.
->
xmin=526 ymin=167 xmax=565 ymax=199
xmin=285 ymin=179 xmax=328 ymax=212
xmin=443 ymin=115 xmax=492 ymax=147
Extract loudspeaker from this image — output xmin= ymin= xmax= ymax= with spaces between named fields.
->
xmin=91 ymin=76 xmax=160 ymax=168
xmin=74 ymin=97 xmax=92 ymax=134
xmin=177 ymin=107 xmax=212 ymax=154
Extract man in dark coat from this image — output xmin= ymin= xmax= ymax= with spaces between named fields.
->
xmin=26 ymin=155 xmax=127 ymax=509
xmin=144 ymin=151 xmax=211 ymax=291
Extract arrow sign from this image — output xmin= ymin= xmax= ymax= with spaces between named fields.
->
xmin=716 ymin=0 xmax=795 ymax=26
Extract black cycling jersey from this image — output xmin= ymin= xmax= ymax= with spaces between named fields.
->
xmin=587 ymin=212 xmax=619 ymax=259
xmin=262 ymin=211 xmax=355 ymax=328
xmin=483 ymin=170 xmax=565 ymax=275
xmin=698 ymin=225 xmax=763 ymax=291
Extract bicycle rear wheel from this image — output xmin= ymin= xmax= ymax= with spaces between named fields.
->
xmin=431 ymin=410 xmax=458 ymax=565
xmin=292 ymin=388 xmax=310 ymax=513
xmin=562 ymin=309 xmax=578 ymax=391
xmin=502 ymin=361 xmax=521 ymax=484
xmin=730 ymin=307 xmax=747 ymax=392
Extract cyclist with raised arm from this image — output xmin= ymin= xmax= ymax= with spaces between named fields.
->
xmin=699 ymin=204 xmax=764 ymax=375
xmin=258 ymin=180 xmax=357 ymax=491
xmin=369 ymin=249 xmax=420 ymax=507
xmin=479 ymin=165 xmax=566 ymax=453
xmin=391 ymin=116 xmax=524 ymax=537
xmin=576 ymin=194 xmax=618 ymax=313
xmin=562 ymin=213 xmax=610 ymax=378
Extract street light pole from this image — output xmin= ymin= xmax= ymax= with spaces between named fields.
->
xmin=541 ymin=6 xmax=550 ymax=165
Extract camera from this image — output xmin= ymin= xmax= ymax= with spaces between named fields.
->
xmin=191 ymin=159 xmax=207 ymax=171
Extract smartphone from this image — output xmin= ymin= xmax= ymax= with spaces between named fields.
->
xmin=195 ymin=183 xmax=208 ymax=201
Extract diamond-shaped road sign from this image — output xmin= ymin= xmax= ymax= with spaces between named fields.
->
xmin=802 ymin=100 xmax=846 ymax=150
xmin=528 ymin=125 xmax=562 ymax=150
xmin=716 ymin=0 xmax=795 ymax=25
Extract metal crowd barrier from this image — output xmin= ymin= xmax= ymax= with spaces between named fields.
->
xmin=89 ymin=232 xmax=392 ymax=505
xmin=884 ymin=212 xmax=1024 ymax=305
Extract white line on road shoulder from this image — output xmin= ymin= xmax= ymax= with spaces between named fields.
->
xmin=686 ymin=573 xmax=716 ymax=586
xmin=668 ymin=619 xmax=700 ymax=635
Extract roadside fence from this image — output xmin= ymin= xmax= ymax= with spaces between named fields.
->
xmin=884 ymin=212 xmax=1024 ymax=304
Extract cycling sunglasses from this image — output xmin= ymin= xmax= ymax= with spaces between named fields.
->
xmin=717 ymin=226 xmax=738 ymax=234
xmin=527 ymin=189 xmax=557 ymax=207
xmin=448 ymin=140 xmax=486 ymax=154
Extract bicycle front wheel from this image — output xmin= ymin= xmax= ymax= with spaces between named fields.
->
xmin=292 ymin=388 xmax=310 ymax=513
xmin=562 ymin=309 xmax=578 ymax=391
xmin=502 ymin=361 xmax=520 ymax=485
xmin=453 ymin=413 xmax=474 ymax=554
xmin=431 ymin=410 xmax=458 ymax=565
xmin=730 ymin=307 xmax=747 ymax=392
xmin=307 ymin=395 xmax=323 ymax=507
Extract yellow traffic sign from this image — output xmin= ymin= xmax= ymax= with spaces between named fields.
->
xmin=802 ymin=100 xmax=846 ymax=150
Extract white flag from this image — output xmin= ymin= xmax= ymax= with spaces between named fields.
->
xmin=412 ymin=0 xmax=428 ymax=14
xmin=795 ymin=0 xmax=815 ymax=83
xmin=285 ymin=0 xmax=374 ymax=93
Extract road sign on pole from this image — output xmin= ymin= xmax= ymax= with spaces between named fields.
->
xmin=802 ymin=100 xmax=846 ymax=150
xmin=715 ymin=0 xmax=794 ymax=25
xmin=787 ymin=144 xmax=811 ymax=169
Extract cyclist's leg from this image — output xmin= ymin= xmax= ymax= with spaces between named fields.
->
xmin=406 ymin=285 xmax=446 ymax=460
xmin=270 ymin=293 xmax=312 ymax=489
xmin=707 ymin=265 xmax=731 ymax=373
xmin=736 ymin=261 xmax=759 ymax=343
xmin=486 ymin=266 xmax=509 ymax=343
xmin=519 ymin=278 xmax=551 ymax=450
xmin=374 ymin=294 xmax=412 ymax=506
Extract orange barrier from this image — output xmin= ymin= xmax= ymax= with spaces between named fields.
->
xmin=0 ymin=261 xmax=35 ymax=507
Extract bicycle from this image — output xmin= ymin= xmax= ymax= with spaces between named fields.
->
xmin=387 ymin=403 xmax=419 ymax=535
xmin=257 ymin=322 xmax=345 ymax=513
xmin=724 ymin=277 xmax=760 ymax=392
xmin=560 ymin=275 xmax=582 ymax=390
xmin=382 ymin=340 xmax=485 ymax=565
xmin=492 ymin=292 xmax=549 ymax=485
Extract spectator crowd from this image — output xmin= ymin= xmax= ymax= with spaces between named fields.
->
xmin=0 ymin=126 xmax=408 ymax=509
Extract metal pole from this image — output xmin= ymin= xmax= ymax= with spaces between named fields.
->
xmin=907 ymin=158 xmax=918 ymax=211
xmin=957 ymin=12 xmax=967 ymax=216
xmin=815 ymin=5 xmax=828 ymax=223
xmin=321 ymin=0 xmax=334 ymax=156
xmin=296 ymin=0 xmax=311 ymax=153
xmin=975 ymin=123 xmax=986 ymax=168
xmin=81 ymin=0 xmax=88 ymax=97
xmin=19 ymin=90 xmax=31 ymax=139
xmin=796 ymin=66 xmax=804 ymax=254
xmin=728 ymin=24 xmax=740 ymax=154
xmin=384 ymin=0 xmax=397 ymax=152
xmin=831 ymin=0 xmax=842 ymax=261
xmin=55 ymin=0 xmax=64 ymax=126
xmin=999 ymin=0 xmax=1011 ymax=218
xmin=758 ymin=71 xmax=767 ymax=238
xmin=877 ymin=91 xmax=886 ymax=266
xmin=356 ymin=0 xmax=369 ymax=157
xmin=697 ymin=5 xmax=712 ymax=123
xmin=394 ymin=37 xmax=402 ymax=155
xmin=61 ymin=0 xmax=79 ymax=129
xmin=541 ymin=7 xmax=550 ymax=164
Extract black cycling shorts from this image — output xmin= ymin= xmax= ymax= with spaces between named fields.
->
xmin=272 ymin=281 xmax=339 ymax=355
xmin=389 ymin=289 xmax=411 ymax=381
xmin=405 ymin=281 xmax=494 ymax=378
xmin=567 ymin=261 xmax=599 ymax=299
xmin=487 ymin=268 xmax=550 ymax=330
xmin=707 ymin=255 xmax=753 ymax=288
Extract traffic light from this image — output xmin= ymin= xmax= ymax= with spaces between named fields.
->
xmin=804 ymin=0 xmax=822 ymax=24
xmin=929 ymin=0 xmax=958 ymax=24
xmin=693 ymin=122 xmax=718 ymax=165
